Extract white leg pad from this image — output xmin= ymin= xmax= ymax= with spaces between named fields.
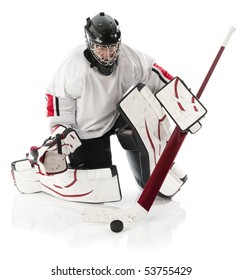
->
xmin=11 ymin=159 xmax=42 ymax=193
xmin=11 ymin=159 xmax=122 ymax=203
xmin=118 ymin=84 xmax=187 ymax=197
xmin=161 ymin=169 xmax=184 ymax=197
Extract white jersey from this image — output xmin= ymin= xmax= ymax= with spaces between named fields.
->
xmin=46 ymin=43 xmax=173 ymax=139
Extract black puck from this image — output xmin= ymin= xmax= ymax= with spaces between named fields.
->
xmin=110 ymin=219 xmax=124 ymax=233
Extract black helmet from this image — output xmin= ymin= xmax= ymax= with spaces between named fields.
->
xmin=84 ymin=12 xmax=121 ymax=75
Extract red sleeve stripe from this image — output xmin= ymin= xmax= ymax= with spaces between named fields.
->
xmin=46 ymin=94 xmax=60 ymax=117
xmin=46 ymin=94 xmax=54 ymax=116
xmin=153 ymin=63 xmax=174 ymax=81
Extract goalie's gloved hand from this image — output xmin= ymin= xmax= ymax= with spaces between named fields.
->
xmin=30 ymin=125 xmax=67 ymax=160
xmin=30 ymin=125 xmax=82 ymax=174
xmin=43 ymin=126 xmax=81 ymax=154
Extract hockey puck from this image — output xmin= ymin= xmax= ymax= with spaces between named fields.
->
xmin=110 ymin=220 xmax=124 ymax=233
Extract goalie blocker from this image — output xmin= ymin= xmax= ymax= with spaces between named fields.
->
xmin=116 ymin=77 xmax=207 ymax=197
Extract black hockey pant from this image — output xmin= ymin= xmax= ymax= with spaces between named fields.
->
xmin=69 ymin=116 xmax=126 ymax=169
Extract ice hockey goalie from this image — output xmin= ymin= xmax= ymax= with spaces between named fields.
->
xmin=11 ymin=77 xmax=206 ymax=203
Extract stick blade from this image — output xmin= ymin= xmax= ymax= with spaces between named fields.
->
xmin=81 ymin=203 xmax=148 ymax=224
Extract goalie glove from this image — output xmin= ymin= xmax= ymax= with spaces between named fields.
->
xmin=31 ymin=125 xmax=82 ymax=175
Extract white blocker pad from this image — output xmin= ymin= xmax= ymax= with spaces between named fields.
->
xmin=11 ymin=159 xmax=122 ymax=203
xmin=156 ymin=77 xmax=207 ymax=133
xmin=118 ymin=84 xmax=187 ymax=197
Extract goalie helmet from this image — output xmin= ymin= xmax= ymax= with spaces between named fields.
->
xmin=84 ymin=12 xmax=121 ymax=75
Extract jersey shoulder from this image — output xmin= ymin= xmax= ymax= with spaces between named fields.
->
xmin=59 ymin=45 xmax=89 ymax=77
xmin=119 ymin=43 xmax=155 ymax=69
xmin=47 ymin=45 xmax=89 ymax=97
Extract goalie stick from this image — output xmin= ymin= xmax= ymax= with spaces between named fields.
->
xmin=82 ymin=26 xmax=236 ymax=231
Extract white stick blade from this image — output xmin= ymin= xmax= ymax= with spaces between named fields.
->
xmin=81 ymin=203 xmax=148 ymax=224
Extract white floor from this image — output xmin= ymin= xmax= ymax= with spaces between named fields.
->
xmin=1 ymin=1 xmax=241 ymax=279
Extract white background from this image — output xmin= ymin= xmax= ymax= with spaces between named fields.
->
xmin=1 ymin=0 xmax=241 ymax=279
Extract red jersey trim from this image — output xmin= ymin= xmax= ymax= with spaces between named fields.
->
xmin=153 ymin=63 xmax=173 ymax=80
xmin=46 ymin=94 xmax=54 ymax=116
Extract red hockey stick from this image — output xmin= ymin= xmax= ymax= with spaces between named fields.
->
xmin=82 ymin=27 xmax=235 ymax=232
xmin=138 ymin=26 xmax=235 ymax=212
